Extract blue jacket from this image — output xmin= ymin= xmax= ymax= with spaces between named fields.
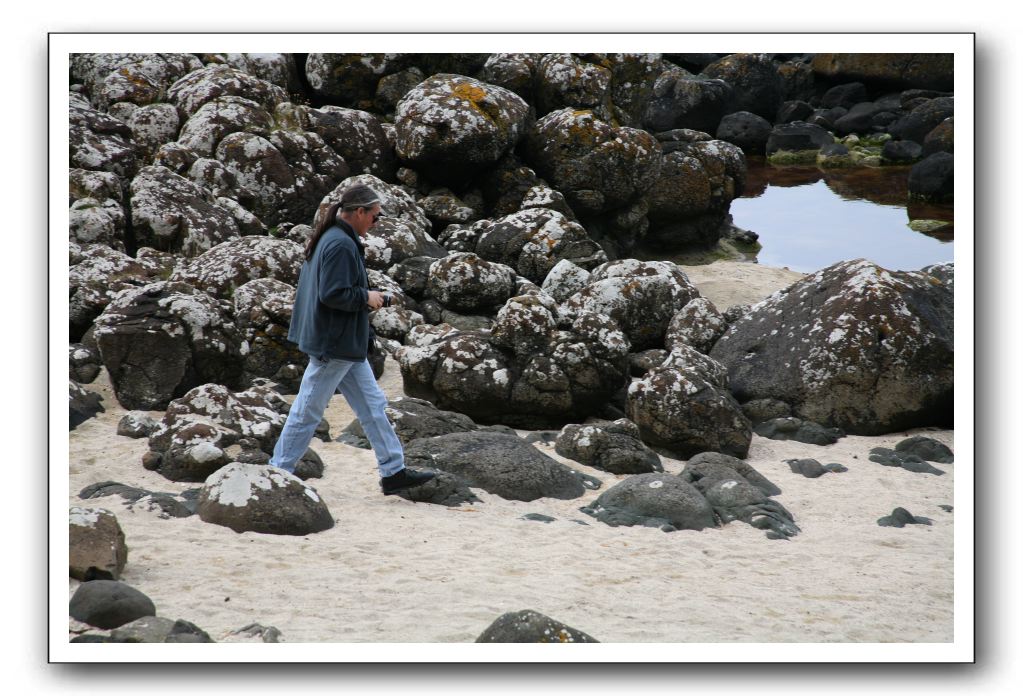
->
xmin=288 ymin=222 xmax=371 ymax=361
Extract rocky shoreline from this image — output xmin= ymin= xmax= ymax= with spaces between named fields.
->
xmin=67 ymin=52 xmax=955 ymax=643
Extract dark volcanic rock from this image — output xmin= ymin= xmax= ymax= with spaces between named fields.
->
xmin=340 ymin=396 xmax=478 ymax=448
xmin=894 ymin=436 xmax=954 ymax=463
xmin=555 ymin=419 xmax=662 ymax=475
xmin=740 ymin=398 xmax=791 ymax=425
xmin=821 ymin=82 xmax=868 ymax=110
xmin=476 ymin=609 xmax=598 ymax=643
xmin=889 ymin=97 xmax=954 ymax=145
xmin=710 ymin=259 xmax=953 ymax=435
xmin=197 ymin=463 xmax=334 ymax=535
xmin=765 ymin=121 xmax=834 ymax=156
xmin=703 ymin=53 xmax=784 ymax=120
xmin=811 ymin=54 xmax=954 ymax=92
xmin=69 ymin=580 xmax=157 ymax=629
xmin=385 ymin=468 xmax=482 ymax=507
xmin=643 ymin=68 xmax=732 ymax=134
xmin=169 ymin=236 xmax=303 ymax=298
xmin=908 ymin=152 xmax=954 ymax=203
xmin=703 ymin=478 xmax=800 ymax=539
xmin=754 ymin=417 xmax=845 ymax=446
xmin=877 ymin=507 xmax=933 ymax=527
xmin=580 ymin=473 xmax=717 ymax=532
xmin=70 ymin=381 xmax=104 ymax=429
xmin=680 ymin=451 xmax=781 ymax=497
xmin=715 ymin=111 xmax=772 ymax=156
xmin=403 ymin=431 xmax=598 ymax=502
xmin=882 ymin=140 xmax=924 ymax=164
xmin=869 ymin=447 xmax=945 ymax=475
xmin=786 ymin=458 xmax=848 ymax=478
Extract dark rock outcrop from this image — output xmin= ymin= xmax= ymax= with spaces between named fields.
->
xmin=894 ymin=436 xmax=953 ymax=463
xmin=554 ymin=419 xmax=662 ymax=474
xmin=476 ymin=610 xmax=598 ymax=643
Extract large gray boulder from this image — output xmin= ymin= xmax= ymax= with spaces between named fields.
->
xmin=555 ymin=419 xmax=662 ymax=475
xmin=169 ymin=236 xmax=303 ymax=297
xmin=302 ymin=105 xmax=397 ymax=180
xmin=70 ymin=507 xmax=128 ymax=581
xmin=197 ymin=463 xmax=334 ymax=535
xmin=69 ymin=92 xmax=139 ymax=180
xmin=394 ymin=74 xmax=529 ymax=185
xmin=580 ymin=473 xmax=717 ymax=532
xmin=93 ymin=281 xmax=243 ymax=410
xmin=710 ymin=259 xmax=953 ymax=434
xmin=176 ymin=95 xmax=275 ymax=157
xmin=167 ymin=64 xmax=288 ymax=118
xmin=70 ymin=53 xmax=202 ymax=110
xmin=403 ymin=431 xmax=598 ymax=502
xmin=425 ymin=253 xmax=517 ymax=314
xmin=129 ymin=165 xmax=241 ymax=257
xmin=644 ymin=68 xmax=732 ymax=134
xmin=69 ymin=580 xmax=156 ymax=630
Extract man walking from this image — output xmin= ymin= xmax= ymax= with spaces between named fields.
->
xmin=270 ymin=184 xmax=435 ymax=496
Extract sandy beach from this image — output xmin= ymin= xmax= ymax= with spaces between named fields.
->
xmin=66 ymin=261 xmax=954 ymax=643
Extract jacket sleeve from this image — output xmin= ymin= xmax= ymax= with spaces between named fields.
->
xmin=317 ymin=240 xmax=368 ymax=312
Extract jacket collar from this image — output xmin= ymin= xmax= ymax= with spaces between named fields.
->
xmin=334 ymin=219 xmax=365 ymax=257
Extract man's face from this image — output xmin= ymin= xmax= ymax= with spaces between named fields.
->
xmin=355 ymin=204 xmax=382 ymax=236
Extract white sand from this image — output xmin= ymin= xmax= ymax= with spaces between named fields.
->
xmin=67 ymin=262 xmax=953 ymax=643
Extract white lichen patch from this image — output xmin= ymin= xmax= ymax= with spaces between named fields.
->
xmin=69 ymin=507 xmax=102 ymax=527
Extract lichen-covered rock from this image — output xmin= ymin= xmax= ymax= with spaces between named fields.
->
xmin=93 ymin=281 xmax=243 ymax=410
xmin=680 ymin=451 xmax=781 ymax=496
xmin=644 ymin=68 xmax=732 ymax=134
xmin=70 ymin=507 xmax=128 ymax=581
xmin=69 ymin=580 xmax=156 ymax=630
xmin=626 ymin=349 xmax=751 ymax=459
xmin=541 ymin=259 xmax=592 ymax=303
xmin=394 ymin=74 xmax=529 ymax=184
xmin=197 ymin=463 xmax=334 ymax=535
xmin=304 ymin=53 xmax=410 ymax=109
xmin=70 ymin=343 xmax=102 ymax=383
xmin=476 ymin=610 xmax=598 ymax=643
xmin=70 ymin=380 xmax=104 ymax=429
xmin=895 ymin=435 xmax=953 ymax=463
xmin=301 ymin=105 xmax=396 ymax=180
xmin=555 ymin=419 xmax=662 ymax=475
xmin=472 ymin=208 xmax=607 ymax=284
xmin=69 ymin=197 xmax=126 ymax=250
xmin=481 ymin=53 xmax=540 ymax=102
xmin=710 ymin=259 xmax=953 ymax=434
xmin=664 ymin=297 xmax=727 ymax=354
xmin=176 ymin=95 xmax=274 ymax=157
xmin=125 ymin=103 xmax=182 ymax=160
xmin=425 ymin=253 xmax=517 ymax=313
xmin=169 ymin=236 xmax=302 ymax=297
xmin=564 ymin=260 xmax=700 ymax=350
xmin=403 ymin=431 xmax=597 ymax=502
xmin=811 ymin=53 xmax=954 ymax=92
xmin=167 ymin=64 xmax=288 ymax=118
xmin=146 ymin=382 xmax=290 ymax=480
xmin=477 ymin=153 xmax=578 ymax=221
xmin=525 ymin=108 xmax=662 ymax=217
xmin=69 ymin=243 xmax=159 ymax=340
xmin=69 ymin=168 xmax=123 ymax=205
xmin=370 ymin=306 xmax=424 ymax=343
xmin=70 ymin=53 xmax=202 ymax=110
xmin=69 ymin=92 xmax=139 ymax=180
xmin=129 ymin=165 xmax=241 ymax=256
xmin=703 ymin=53 xmax=784 ymax=120
xmin=534 ymin=53 xmax=612 ymax=118
xmin=212 ymin=53 xmax=301 ymax=93
xmin=117 ymin=412 xmax=159 ymax=438
xmin=581 ymin=473 xmax=716 ymax=532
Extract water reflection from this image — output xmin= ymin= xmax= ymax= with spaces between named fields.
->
xmin=727 ymin=160 xmax=954 ymax=273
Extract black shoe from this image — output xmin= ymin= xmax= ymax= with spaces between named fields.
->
xmin=380 ymin=468 xmax=436 ymax=495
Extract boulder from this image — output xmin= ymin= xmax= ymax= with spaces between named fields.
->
xmin=116 ymin=412 xmax=159 ymax=438
xmin=564 ymin=260 xmax=700 ymax=351
xmin=472 ymin=208 xmax=607 ymax=284
xmin=877 ymin=507 xmax=933 ymax=528
xmin=197 ymin=463 xmax=334 ymax=535
xmin=167 ymin=64 xmax=288 ymax=118
xmin=555 ymin=419 xmax=662 ymax=475
xmin=176 ymin=95 xmax=275 ymax=157
xmin=644 ymin=68 xmax=732 ymax=134
xmin=821 ymin=82 xmax=868 ymax=110
xmin=710 ymin=259 xmax=953 ymax=434
xmin=754 ymin=417 xmax=845 ymax=446
xmin=69 ymin=580 xmax=156 ymax=630
xmin=69 ymin=197 xmax=126 ymax=250
xmin=69 ymin=243 xmax=161 ymax=340
xmin=702 ymin=53 xmax=784 ymax=120
xmin=776 ymin=100 xmax=814 ymax=124
xmin=476 ymin=610 xmax=598 ymax=643
xmin=811 ymin=54 xmax=953 ymax=92
xmin=702 ymin=478 xmax=800 ymax=539
xmin=834 ymin=102 xmax=882 ymax=135
xmin=70 ymin=53 xmax=202 ymax=110
xmin=908 ymin=152 xmax=954 ymax=203
xmin=680 ymin=451 xmax=781 ymax=496
xmin=922 ymin=117 xmax=954 ymax=157
xmin=894 ymin=436 xmax=953 ymax=463
xmin=786 ymin=458 xmax=848 ymax=478
xmin=70 ymin=507 xmax=128 ymax=580
xmin=79 ymin=481 xmax=199 ymax=518
xmin=534 ymin=53 xmax=612 ymax=118
xmin=129 ymin=165 xmax=241 ymax=257
xmin=716 ymin=111 xmax=772 ymax=155
xmin=626 ymin=348 xmax=751 ymax=459
xmin=881 ymin=139 xmax=924 ymax=164
xmin=394 ymin=74 xmax=529 ymax=185
xmin=169 ymin=236 xmax=303 ymax=297
xmin=425 ymin=253 xmax=517 ymax=314
xmin=869 ymin=447 xmax=945 ymax=476
xmin=403 ymin=431 xmax=598 ymax=502
xmin=339 ymin=396 xmax=478 ymax=448
xmin=69 ymin=343 xmax=102 ymax=384
xmin=70 ymin=381 xmax=104 ymax=429
xmin=302 ymin=105 xmax=396 ymax=180
xmin=93 ymin=281 xmax=243 ymax=410
xmin=68 ymin=92 xmax=139 ymax=180
xmin=481 ymin=53 xmax=540 ymax=102
xmin=232 ymin=278 xmax=306 ymax=387
xmin=580 ymin=473 xmax=717 ymax=532
xmin=664 ymin=297 xmax=727 ymax=354
xmin=110 ymin=616 xmax=215 ymax=643
xmin=304 ymin=53 xmax=410 ymax=109
xmin=889 ymin=97 xmax=954 ymax=145
xmin=765 ymin=121 xmax=835 ymax=156
xmin=525 ymin=107 xmax=662 ymax=217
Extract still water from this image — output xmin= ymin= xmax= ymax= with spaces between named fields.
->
xmin=728 ymin=162 xmax=954 ymax=273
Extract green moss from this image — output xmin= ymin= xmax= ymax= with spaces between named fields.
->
xmin=908 ymin=219 xmax=952 ymax=234
xmin=767 ymin=149 xmax=820 ymax=166
xmin=817 ymin=152 xmax=857 ymax=168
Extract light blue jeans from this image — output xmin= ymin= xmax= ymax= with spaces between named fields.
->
xmin=270 ymin=355 xmax=404 ymax=477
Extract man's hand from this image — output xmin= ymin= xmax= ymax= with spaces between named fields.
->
xmin=367 ymin=290 xmax=385 ymax=310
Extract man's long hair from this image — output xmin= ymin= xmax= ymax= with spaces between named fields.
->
xmin=305 ymin=184 xmax=381 ymax=260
